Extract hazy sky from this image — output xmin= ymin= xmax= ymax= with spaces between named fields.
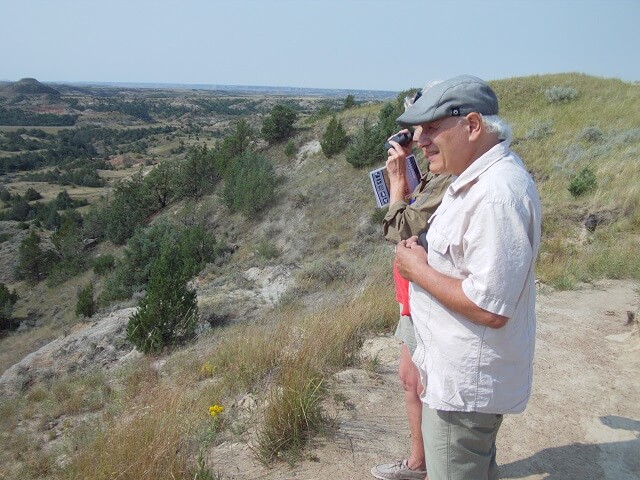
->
xmin=1 ymin=0 xmax=638 ymax=92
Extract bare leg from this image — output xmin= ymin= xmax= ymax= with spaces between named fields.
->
xmin=399 ymin=342 xmax=425 ymax=471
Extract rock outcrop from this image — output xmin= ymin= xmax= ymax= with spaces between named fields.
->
xmin=0 ymin=307 xmax=140 ymax=396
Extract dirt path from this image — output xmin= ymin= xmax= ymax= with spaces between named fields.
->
xmin=209 ymin=280 xmax=640 ymax=479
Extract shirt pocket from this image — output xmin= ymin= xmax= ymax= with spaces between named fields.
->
xmin=426 ymin=227 xmax=456 ymax=277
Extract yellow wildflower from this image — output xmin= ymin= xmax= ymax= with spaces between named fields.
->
xmin=209 ymin=404 xmax=225 ymax=417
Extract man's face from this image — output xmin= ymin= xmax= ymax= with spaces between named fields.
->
xmin=415 ymin=116 xmax=471 ymax=176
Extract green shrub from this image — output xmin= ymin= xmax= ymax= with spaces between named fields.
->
xmin=101 ymin=222 xmax=224 ymax=305
xmin=105 ymin=170 xmax=154 ymax=245
xmin=568 ymin=167 xmax=597 ymax=197
xmin=75 ymin=283 xmax=96 ymax=318
xmin=377 ymin=101 xmax=404 ymax=139
xmin=320 ymin=116 xmax=348 ymax=158
xmin=47 ymin=215 xmax=86 ymax=286
xmin=173 ymin=144 xmax=219 ymax=199
xmin=261 ymin=104 xmax=297 ymax=143
xmin=24 ymin=187 xmax=42 ymax=201
xmin=100 ymin=223 xmax=173 ymax=303
xmin=223 ymin=150 xmax=277 ymax=217
xmin=126 ymin=239 xmax=198 ymax=354
xmin=256 ymin=240 xmax=281 ymax=260
xmin=345 ymin=119 xmax=385 ymax=168
xmin=284 ymin=139 xmax=296 ymax=158
xmin=544 ymin=86 xmax=579 ymax=103
xmin=578 ymin=126 xmax=604 ymax=143
xmin=15 ymin=230 xmax=57 ymax=283
xmin=82 ymin=202 xmax=109 ymax=239
xmin=345 ymin=99 xmax=403 ymax=168
xmin=343 ymin=94 xmax=355 ymax=110
xmin=524 ymin=121 xmax=554 ymax=140
xmin=0 ymin=282 xmax=19 ymax=331
xmin=212 ymin=119 xmax=253 ymax=176
xmin=93 ymin=254 xmax=115 ymax=275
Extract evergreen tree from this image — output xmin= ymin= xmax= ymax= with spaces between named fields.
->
xmin=24 ymin=187 xmax=42 ymax=201
xmin=213 ymin=119 xmax=253 ymax=175
xmin=345 ymin=119 xmax=386 ymax=168
xmin=126 ymin=239 xmax=198 ymax=354
xmin=223 ymin=150 xmax=277 ymax=217
xmin=377 ymin=101 xmax=404 ymax=140
xmin=343 ymin=94 xmax=356 ymax=110
xmin=16 ymin=230 xmax=57 ymax=283
xmin=75 ymin=283 xmax=96 ymax=318
xmin=320 ymin=116 xmax=349 ymax=158
xmin=143 ymin=160 xmax=177 ymax=208
xmin=105 ymin=170 xmax=153 ymax=245
xmin=261 ymin=104 xmax=297 ymax=143
xmin=49 ymin=214 xmax=85 ymax=284
xmin=174 ymin=144 xmax=218 ymax=199
xmin=100 ymin=222 xmax=172 ymax=303
xmin=0 ymin=282 xmax=19 ymax=331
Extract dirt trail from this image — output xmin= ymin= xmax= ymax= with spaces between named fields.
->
xmin=209 ymin=280 xmax=640 ymax=480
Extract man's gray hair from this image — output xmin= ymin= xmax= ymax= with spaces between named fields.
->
xmin=481 ymin=114 xmax=512 ymax=142
xmin=403 ymin=80 xmax=444 ymax=111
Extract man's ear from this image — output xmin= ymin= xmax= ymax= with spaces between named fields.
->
xmin=466 ymin=112 xmax=482 ymax=140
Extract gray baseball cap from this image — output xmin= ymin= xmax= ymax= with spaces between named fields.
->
xmin=396 ymin=75 xmax=498 ymax=127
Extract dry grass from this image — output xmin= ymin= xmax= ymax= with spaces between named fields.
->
xmin=0 ymin=323 xmax=60 ymax=374
xmin=64 ymin=385 xmax=201 ymax=480
xmin=492 ymin=75 xmax=640 ymax=289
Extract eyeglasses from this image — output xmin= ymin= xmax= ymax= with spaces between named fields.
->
xmin=412 ymin=90 xmax=422 ymax=104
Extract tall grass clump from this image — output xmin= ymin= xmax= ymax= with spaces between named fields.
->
xmin=256 ymin=363 xmax=325 ymax=464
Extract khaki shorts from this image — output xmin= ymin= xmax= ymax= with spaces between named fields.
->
xmin=394 ymin=314 xmax=417 ymax=355
xmin=422 ymin=407 xmax=503 ymax=480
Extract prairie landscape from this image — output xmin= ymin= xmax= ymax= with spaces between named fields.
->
xmin=0 ymin=74 xmax=639 ymax=479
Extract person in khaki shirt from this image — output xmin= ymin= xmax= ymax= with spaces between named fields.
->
xmin=371 ymin=85 xmax=453 ymax=480
xmin=383 ymin=169 xmax=451 ymax=243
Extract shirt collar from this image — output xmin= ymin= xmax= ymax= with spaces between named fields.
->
xmin=449 ymin=140 xmax=511 ymax=195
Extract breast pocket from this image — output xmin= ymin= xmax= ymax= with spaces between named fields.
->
xmin=426 ymin=228 xmax=457 ymax=277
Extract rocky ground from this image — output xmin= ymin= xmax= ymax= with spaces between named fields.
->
xmin=207 ymin=279 xmax=640 ymax=480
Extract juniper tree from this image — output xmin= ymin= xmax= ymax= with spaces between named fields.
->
xmin=321 ymin=116 xmax=348 ymax=158
xmin=16 ymin=230 xmax=57 ymax=283
xmin=126 ymin=238 xmax=198 ymax=354
xmin=261 ymin=104 xmax=297 ymax=143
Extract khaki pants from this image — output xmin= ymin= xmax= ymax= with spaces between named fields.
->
xmin=422 ymin=406 xmax=503 ymax=480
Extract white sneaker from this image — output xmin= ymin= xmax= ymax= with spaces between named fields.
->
xmin=370 ymin=459 xmax=427 ymax=480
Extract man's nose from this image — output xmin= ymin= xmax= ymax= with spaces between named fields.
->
xmin=417 ymin=131 xmax=432 ymax=147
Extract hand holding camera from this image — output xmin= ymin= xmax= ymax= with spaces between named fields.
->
xmin=384 ymin=129 xmax=413 ymax=151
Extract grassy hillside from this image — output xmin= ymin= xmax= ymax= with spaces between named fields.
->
xmin=1 ymin=73 xmax=639 ymax=479
xmin=495 ymin=74 xmax=640 ymax=287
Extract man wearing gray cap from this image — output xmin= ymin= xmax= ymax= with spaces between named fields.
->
xmin=393 ymin=75 xmax=541 ymax=480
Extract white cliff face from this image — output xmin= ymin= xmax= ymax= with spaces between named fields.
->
xmin=0 ymin=307 xmax=140 ymax=396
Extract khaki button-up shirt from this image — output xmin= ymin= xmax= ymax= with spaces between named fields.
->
xmin=382 ymin=172 xmax=452 ymax=243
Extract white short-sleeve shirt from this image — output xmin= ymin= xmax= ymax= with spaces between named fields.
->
xmin=410 ymin=141 xmax=542 ymax=414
